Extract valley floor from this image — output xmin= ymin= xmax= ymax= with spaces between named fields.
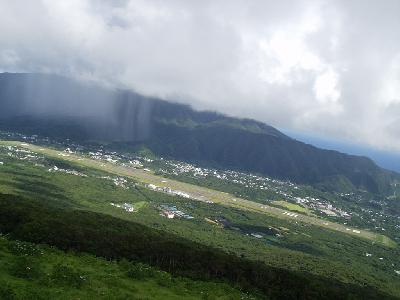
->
xmin=0 ymin=139 xmax=399 ymax=299
xmin=2 ymin=140 xmax=393 ymax=247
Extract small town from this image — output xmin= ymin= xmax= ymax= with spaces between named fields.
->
xmin=110 ymin=202 xmax=136 ymax=213
xmin=0 ymin=131 xmax=399 ymax=244
xmin=158 ymin=204 xmax=194 ymax=220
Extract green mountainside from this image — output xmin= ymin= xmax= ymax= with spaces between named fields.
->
xmin=0 ymin=73 xmax=398 ymax=194
xmin=0 ymin=141 xmax=399 ymax=299
xmin=0 ymin=235 xmax=253 ymax=300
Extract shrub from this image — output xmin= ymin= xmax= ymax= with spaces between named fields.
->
xmin=0 ymin=281 xmax=16 ymax=300
xmin=50 ymin=263 xmax=86 ymax=288
xmin=126 ymin=262 xmax=156 ymax=279
xmin=9 ymin=256 xmax=42 ymax=280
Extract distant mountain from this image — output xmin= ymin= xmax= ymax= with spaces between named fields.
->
xmin=0 ymin=73 xmax=398 ymax=194
xmin=281 ymin=129 xmax=400 ymax=173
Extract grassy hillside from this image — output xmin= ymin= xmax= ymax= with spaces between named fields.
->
xmin=0 ymin=141 xmax=399 ymax=299
xmin=0 ymin=194 xmax=397 ymax=300
xmin=0 ymin=236 xmax=254 ymax=300
xmin=2 ymin=140 xmax=388 ymax=244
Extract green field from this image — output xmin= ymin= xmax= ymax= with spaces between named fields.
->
xmin=2 ymin=141 xmax=392 ymax=246
xmin=271 ymin=200 xmax=312 ymax=214
xmin=0 ymin=236 xmax=255 ymax=300
xmin=0 ymin=140 xmax=400 ymax=298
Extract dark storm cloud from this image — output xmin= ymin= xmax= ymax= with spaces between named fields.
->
xmin=1 ymin=0 xmax=400 ymax=151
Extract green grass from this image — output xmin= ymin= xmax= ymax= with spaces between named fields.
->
xmin=1 ymin=141 xmax=400 ymax=298
xmin=0 ymin=236 xmax=255 ymax=300
xmin=271 ymin=200 xmax=312 ymax=214
xmin=1 ymin=140 xmax=393 ymax=246
xmin=134 ymin=201 xmax=148 ymax=210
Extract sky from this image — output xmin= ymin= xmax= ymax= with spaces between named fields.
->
xmin=1 ymin=0 xmax=400 ymax=153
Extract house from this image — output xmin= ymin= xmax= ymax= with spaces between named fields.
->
xmin=148 ymin=184 xmax=157 ymax=190
xmin=64 ymin=148 xmax=74 ymax=154
xmin=163 ymin=211 xmax=175 ymax=219
xmin=251 ymin=233 xmax=263 ymax=239
xmin=123 ymin=203 xmax=135 ymax=212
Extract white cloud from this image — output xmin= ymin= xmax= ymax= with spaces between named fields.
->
xmin=313 ymin=68 xmax=340 ymax=104
xmin=0 ymin=50 xmax=20 ymax=67
xmin=381 ymin=53 xmax=400 ymax=105
xmin=1 ymin=0 xmax=400 ymax=152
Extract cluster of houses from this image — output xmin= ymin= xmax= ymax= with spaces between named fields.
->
xmin=111 ymin=177 xmax=129 ymax=188
xmin=89 ymin=151 xmax=114 ymax=162
xmin=294 ymin=196 xmax=351 ymax=219
xmin=159 ymin=204 xmax=193 ymax=219
xmin=147 ymin=183 xmax=214 ymax=203
xmin=129 ymin=159 xmax=143 ymax=167
xmin=1 ymin=144 xmax=42 ymax=163
xmin=48 ymin=165 xmax=87 ymax=177
xmin=85 ymin=147 xmax=151 ymax=169
xmin=147 ymin=183 xmax=191 ymax=199
xmin=159 ymin=160 xmax=298 ymax=194
xmin=110 ymin=202 xmax=136 ymax=212
xmin=96 ymin=175 xmax=133 ymax=190
xmin=0 ymin=131 xmax=39 ymax=143
xmin=155 ymin=158 xmax=357 ymax=221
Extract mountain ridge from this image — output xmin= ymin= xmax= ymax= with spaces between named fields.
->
xmin=0 ymin=72 xmax=398 ymax=194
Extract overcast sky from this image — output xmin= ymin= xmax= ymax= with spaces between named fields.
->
xmin=1 ymin=0 xmax=400 ymax=152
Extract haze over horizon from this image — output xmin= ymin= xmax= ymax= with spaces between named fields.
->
xmin=1 ymin=1 xmax=400 ymax=153
xmin=282 ymin=128 xmax=400 ymax=173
